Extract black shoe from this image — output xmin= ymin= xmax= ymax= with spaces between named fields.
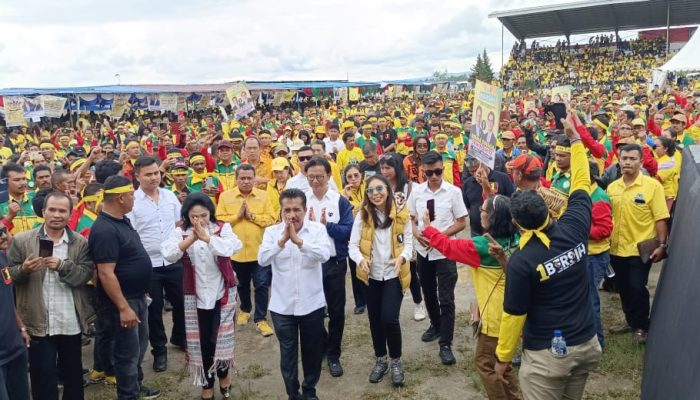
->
xmin=353 ymin=306 xmax=366 ymax=315
xmin=439 ymin=345 xmax=456 ymax=365
xmin=368 ymin=357 xmax=388 ymax=383
xmin=139 ymin=385 xmax=161 ymax=399
xmin=153 ymin=353 xmax=167 ymax=372
xmin=390 ymin=358 xmax=405 ymax=387
xmin=421 ymin=325 xmax=440 ymax=342
xmin=327 ymin=359 xmax=343 ymax=377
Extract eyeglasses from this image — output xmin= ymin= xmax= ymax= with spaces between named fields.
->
xmin=416 ymin=143 xmax=429 ymax=148
xmin=366 ymin=185 xmax=386 ymax=195
xmin=346 ymin=173 xmax=361 ymax=179
xmin=307 ymin=174 xmax=326 ymax=182
xmin=379 ymin=154 xmax=394 ymax=161
xmin=424 ymin=168 xmax=443 ymax=177
xmin=298 ymin=156 xmax=312 ymax=162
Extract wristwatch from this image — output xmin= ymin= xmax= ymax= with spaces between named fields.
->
xmin=659 ymin=242 xmax=668 ymax=249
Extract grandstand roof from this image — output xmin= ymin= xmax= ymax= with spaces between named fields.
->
xmin=489 ymin=0 xmax=700 ymax=40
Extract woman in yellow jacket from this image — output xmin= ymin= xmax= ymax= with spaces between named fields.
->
xmin=422 ymin=195 xmax=521 ymax=400
xmin=343 ymin=163 xmax=368 ymax=314
xmin=348 ymin=175 xmax=413 ymax=387
xmin=653 ymin=136 xmax=680 ymax=210
xmin=266 ymin=157 xmax=294 ymax=221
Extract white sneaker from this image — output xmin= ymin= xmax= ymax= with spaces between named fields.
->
xmin=414 ymin=301 xmax=426 ymax=321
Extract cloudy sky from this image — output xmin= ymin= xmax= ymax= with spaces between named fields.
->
xmin=0 ymin=0 xmax=587 ymax=88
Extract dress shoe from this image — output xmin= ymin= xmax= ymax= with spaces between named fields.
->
xmin=421 ymin=325 xmax=440 ymax=342
xmin=439 ymin=345 xmax=456 ymax=365
xmin=153 ymin=353 xmax=167 ymax=372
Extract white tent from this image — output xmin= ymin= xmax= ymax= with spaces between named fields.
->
xmin=660 ymin=29 xmax=700 ymax=72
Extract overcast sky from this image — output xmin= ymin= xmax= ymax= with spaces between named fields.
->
xmin=1 ymin=0 xmax=596 ymax=88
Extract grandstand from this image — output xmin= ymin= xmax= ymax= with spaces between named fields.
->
xmin=490 ymin=0 xmax=700 ymax=91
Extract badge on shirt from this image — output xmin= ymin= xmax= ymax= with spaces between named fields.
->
xmin=2 ymin=267 xmax=11 ymax=285
xmin=563 ymin=181 xmax=570 ymax=189
xmin=634 ymin=193 xmax=646 ymax=204
xmin=397 ymin=234 xmax=404 ymax=244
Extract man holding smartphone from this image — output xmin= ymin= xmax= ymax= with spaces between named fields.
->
xmin=408 ymin=151 xmax=468 ymax=366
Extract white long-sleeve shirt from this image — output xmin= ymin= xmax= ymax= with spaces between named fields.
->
xmin=127 ymin=187 xmax=182 ymax=268
xmin=258 ymin=221 xmax=331 ymax=316
xmin=161 ymin=223 xmax=241 ymax=310
xmin=348 ymin=211 xmax=413 ymax=282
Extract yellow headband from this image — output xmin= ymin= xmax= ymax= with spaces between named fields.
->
xmin=104 ymin=184 xmax=134 ymax=194
xmin=593 ymin=119 xmax=608 ymax=131
xmin=519 ymin=214 xmax=551 ymax=250
xmin=171 ymin=169 xmax=188 ymax=176
xmin=167 ymin=152 xmax=181 ymax=159
xmin=70 ymin=158 xmax=87 ymax=171
xmin=434 ymin=133 xmax=449 ymax=140
xmin=555 ymin=145 xmax=571 ymax=153
xmin=190 ymin=155 xmax=206 ymax=164
xmin=40 ymin=143 xmax=54 ymax=150
xmin=125 ymin=142 xmax=140 ymax=150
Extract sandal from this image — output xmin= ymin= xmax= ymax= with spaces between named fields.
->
xmin=220 ymin=385 xmax=232 ymax=399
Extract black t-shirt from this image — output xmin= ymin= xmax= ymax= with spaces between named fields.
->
xmin=89 ymin=211 xmax=153 ymax=305
xmin=504 ymin=190 xmax=595 ymax=350
xmin=461 ymin=170 xmax=515 ymax=236
xmin=0 ymin=252 xmax=25 ymax=366
xmin=378 ymin=129 xmax=397 ymax=150
xmin=360 ymin=161 xmax=381 ymax=180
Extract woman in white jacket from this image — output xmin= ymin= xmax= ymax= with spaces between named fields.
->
xmin=161 ymin=192 xmax=242 ymax=400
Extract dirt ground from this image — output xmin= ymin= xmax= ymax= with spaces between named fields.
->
xmin=84 ymin=259 xmax=657 ymax=400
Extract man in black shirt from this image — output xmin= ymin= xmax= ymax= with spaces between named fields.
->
xmin=495 ymin=114 xmax=601 ymax=399
xmin=359 ymin=142 xmax=381 ymax=180
xmin=377 ymin=117 xmax=397 ymax=153
xmin=90 ymin=176 xmax=160 ymax=400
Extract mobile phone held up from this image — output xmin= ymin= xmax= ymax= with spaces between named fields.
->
xmin=427 ymin=199 xmax=436 ymax=222
xmin=39 ymin=239 xmax=53 ymax=258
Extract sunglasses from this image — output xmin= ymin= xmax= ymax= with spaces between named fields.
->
xmin=298 ymin=156 xmax=312 ymax=162
xmin=424 ymin=168 xmax=443 ymax=177
xmin=366 ymin=185 xmax=386 ymax=195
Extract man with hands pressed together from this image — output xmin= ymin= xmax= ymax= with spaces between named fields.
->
xmin=89 ymin=176 xmax=160 ymax=400
xmin=216 ymin=164 xmax=276 ymax=336
xmin=9 ymin=191 xmax=93 ymax=400
xmin=258 ymin=188 xmax=331 ymax=400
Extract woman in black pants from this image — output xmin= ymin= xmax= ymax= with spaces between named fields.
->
xmin=343 ymin=164 xmax=367 ymax=314
xmin=349 ymin=175 xmax=413 ymax=387
xmin=378 ymin=153 xmax=425 ymax=321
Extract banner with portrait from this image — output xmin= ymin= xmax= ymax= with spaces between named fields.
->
xmin=468 ymin=80 xmax=503 ymax=169
xmin=550 ymin=85 xmax=572 ymax=104
xmin=225 ymin=82 xmax=255 ymax=119
xmin=4 ymin=96 xmax=27 ymax=127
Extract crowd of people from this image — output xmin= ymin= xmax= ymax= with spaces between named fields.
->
xmin=502 ymin=36 xmax=668 ymax=91
xmin=0 ymin=74 xmax=698 ymax=400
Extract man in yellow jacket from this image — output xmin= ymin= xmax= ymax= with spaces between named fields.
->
xmin=216 ymin=164 xmax=276 ymax=336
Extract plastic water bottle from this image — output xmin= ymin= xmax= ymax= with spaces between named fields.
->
xmin=550 ymin=329 xmax=568 ymax=358
xmin=606 ymin=264 xmax=616 ymax=278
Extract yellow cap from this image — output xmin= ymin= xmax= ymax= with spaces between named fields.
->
xmin=271 ymin=157 xmax=290 ymax=171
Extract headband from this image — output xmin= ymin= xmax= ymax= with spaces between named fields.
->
xmin=104 ymin=184 xmax=134 ymax=194
xmin=190 ymin=155 xmax=206 ymax=164
xmin=125 ymin=141 xmax=140 ymax=150
xmin=519 ymin=214 xmax=551 ymax=250
xmin=555 ymin=145 xmax=571 ymax=153
xmin=40 ymin=143 xmax=54 ymax=150
xmin=167 ymin=152 xmax=181 ymax=159
xmin=70 ymin=158 xmax=87 ymax=171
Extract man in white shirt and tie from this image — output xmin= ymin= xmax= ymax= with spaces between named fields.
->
xmin=259 ymin=188 xmax=331 ymax=400
xmin=127 ymin=156 xmax=184 ymax=373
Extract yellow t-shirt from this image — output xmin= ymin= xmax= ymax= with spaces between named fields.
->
xmin=215 ymin=187 xmax=275 ymax=262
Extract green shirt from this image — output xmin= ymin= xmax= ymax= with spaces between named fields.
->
xmin=0 ymin=191 xmax=39 ymax=234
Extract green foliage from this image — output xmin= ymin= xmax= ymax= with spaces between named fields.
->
xmin=469 ymin=49 xmax=496 ymax=85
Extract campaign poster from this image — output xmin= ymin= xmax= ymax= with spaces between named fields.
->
xmin=4 ymin=96 xmax=26 ymax=127
xmin=23 ymin=97 xmax=45 ymax=119
xmin=225 ymin=82 xmax=255 ymax=119
xmin=550 ymin=85 xmax=572 ymax=104
xmin=159 ymin=94 xmax=178 ymax=112
xmin=41 ymin=95 xmax=67 ymax=118
xmin=468 ymin=80 xmax=503 ymax=169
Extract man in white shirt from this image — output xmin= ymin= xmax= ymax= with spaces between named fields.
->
xmin=259 ymin=188 xmax=330 ymax=400
xmin=408 ymin=151 xmax=468 ymax=366
xmin=323 ymin=125 xmax=345 ymax=158
xmin=286 ymin=146 xmax=339 ymax=193
xmin=127 ymin=156 xmax=184 ymax=373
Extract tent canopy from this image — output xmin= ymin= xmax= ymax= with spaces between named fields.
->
xmin=660 ymin=29 xmax=700 ymax=71
xmin=489 ymin=0 xmax=700 ymax=40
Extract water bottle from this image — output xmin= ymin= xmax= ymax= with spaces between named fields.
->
xmin=550 ymin=329 xmax=568 ymax=358
xmin=606 ymin=264 xmax=616 ymax=278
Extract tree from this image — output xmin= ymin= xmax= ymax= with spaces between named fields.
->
xmin=469 ymin=49 xmax=496 ymax=85
xmin=469 ymin=53 xmax=483 ymax=85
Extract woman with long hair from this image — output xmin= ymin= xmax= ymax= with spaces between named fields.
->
xmin=161 ymin=192 xmax=242 ymax=400
xmin=379 ymin=153 xmax=425 ymax=321
xmin=343 ymin=163 xmax=367 ymax=314
xmin=422 ymin=195 xmax=521 ymax=400
xmin=267 ymin=157 xmax=295 ymax=221
xmin=403 ymin=135 xmax=430 ymax=183
xmin=348 ymin=175 xmax=413 ymax=387
xmin=654 ymin=136 xmax=680 ymax=210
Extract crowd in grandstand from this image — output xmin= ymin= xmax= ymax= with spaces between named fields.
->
xmin=502 ymin=36 xmax=668 ymax=90
xmin=0 ymin=54 xmax=699 ymax=400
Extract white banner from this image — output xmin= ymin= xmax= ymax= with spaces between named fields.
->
xmin=40 ymin=95 xmax=67 ymax=118
xmin=159 ymin=94 xmax=178 ymax=112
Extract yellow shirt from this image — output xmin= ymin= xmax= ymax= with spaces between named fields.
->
xmin=265 ymin=180 xmax=286 ymax=222
xmin=0 ymin=147 xmax=13 ymax=165
xmin=655 ymin=154 xmax=679 ymax=199
xmin=607 ymin=173 xmax=670 ymax=257
xmin=215 ymin=187 xmax=275 ymax=262
xmin=329 ymin=160 xmax=342 ymax=190
xmin=336 ymin=147 xmax=364 ymax=173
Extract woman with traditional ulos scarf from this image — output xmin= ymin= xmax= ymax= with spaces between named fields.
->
xmin=161 ymin=192 xmax=242 ymax=400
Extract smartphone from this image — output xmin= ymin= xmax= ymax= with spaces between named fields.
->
xmin=39 ymin=239 xmax=53 ymax=258
xmin=204 ymin=177 xmax=214 ymax=190
xmin=551 ymin=103 xmax=567 ymax=129
xmin=426 ymin=199 xmax=435 ymax=222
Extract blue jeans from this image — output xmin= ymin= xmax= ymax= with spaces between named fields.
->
xmin=588 ymin=252 xmax=609 ymax=348
xmin=0 ymin=350 xmax=30 ymax=400
xmin=233 ymin=261 xmax=271 ymax=322
xmin=97 ymin=298 xmax=149 ymax=400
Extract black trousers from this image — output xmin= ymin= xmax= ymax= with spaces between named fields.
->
xmin=409 ymin=259 xmax=423 ymax=304
xmin=347 ymin=259 xmax=366 ymax=308
xmin=28 ymin=333 xmax=83 ymax=400
xmin=233 ymin=260 xmax=271 ymax=322
xmin=197 ymin=303 xmax=229 ymax=389
xmin=148 ymin=263 xmax=185 ymax=355
xmin=322 ymin=256 xmax=347 ymax=361
xmin=417 ymin=254 xmax=458 ymax=346
xmin=271 ymin=308 xmax=325 ymax=399
xmin=0 ymin=350 xmax=29 ymax=400
xmin=366 ymin=278 xmax=403 ymax=359
xmin=610 ymin=255 xmax=652 ymax=330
